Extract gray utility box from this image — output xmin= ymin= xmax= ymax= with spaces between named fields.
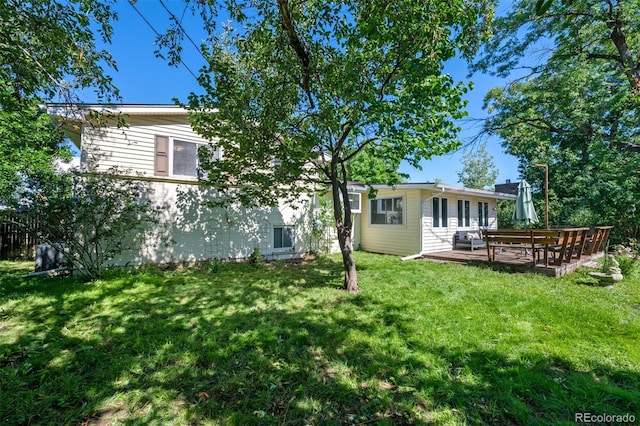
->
xmin=35 ymin=243 xmax=67 ymax=271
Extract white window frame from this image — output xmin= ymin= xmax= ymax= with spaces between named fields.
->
xmin=169 ymin=138 xmax=220 ymax=178
xmin=478 ymin=201 xmax=490 ymax=228
xmin=348 ymin=193 xmax=361 ymax=213
xmin=457 ymin=199 xmax=471 ymax=228
xmin=370 ymin=196 xmax=404 ymax=225
xmin=273 ymin=225 xmax=295 ymax=251
xmin=433 ymin=196 xmax=449 ymax=228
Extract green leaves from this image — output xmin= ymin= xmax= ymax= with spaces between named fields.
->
xmin=185 ymin=0 xmax=495 ymax=196
xmin=457 ymin=144 xmax=499 ymax=190
xmin=475 ymin=0 xmax=640 ymax=240
xmin=534 ymin=0 xmax=577 ymax=16
xmin=535 ymin=0 xmax=554 ymax=16
xmin=177 ymin=0 xmax=496 ymax=285
xmin=0 ymin=82 xmax=69 ymax=205
xmin=0 ymin=0 xmax=119 ymax=105
xmin=14 ymin=167 xmax=159 ymax=280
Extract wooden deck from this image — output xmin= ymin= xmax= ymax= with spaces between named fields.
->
xmin=421 ymin=248 xmax=604 ymax=277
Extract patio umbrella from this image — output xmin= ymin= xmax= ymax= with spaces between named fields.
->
xmin=513 ymin=179 xmax=539 ymax=227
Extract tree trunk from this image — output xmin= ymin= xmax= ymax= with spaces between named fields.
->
xmin=337 ymin=223 xmax=359 ymax=292
xmin=608 ymin=17 xmax=640 ymax=92
xmin=331 ymin=177 xmax=360 ymax=292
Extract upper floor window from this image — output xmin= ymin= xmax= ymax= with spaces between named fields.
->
xmin=154 ymin=135 xmax=220 ymax=178
xmin=370 ymin=196 xmax=403 ymax=225
xmin=173 ymin=140 xmax=200 ymax=176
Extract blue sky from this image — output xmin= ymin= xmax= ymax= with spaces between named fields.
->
xmin=82 ymin=0 xmax=520 ymax=187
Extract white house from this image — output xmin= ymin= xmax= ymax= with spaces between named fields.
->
xmin=49 ymin=104 xmax=321 ymax=264
xmin=48 ymin=104 xmax=515 ymax=265
xmin=361 ymin=183 xmax=516 ymax=257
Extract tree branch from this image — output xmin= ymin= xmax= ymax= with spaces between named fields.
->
xmin=605 ymin=7 xmax=640 ymax=91
xmin=488 ymin=116 xmax=640 ymax=154
xmin=586 ymin=52 xmax=624 ymax=65
xmin=333 ymin=121 xmax=353 ymax=155
xmin=276 ymin=0 xmax=314 ymax=108
xmin=342 ymin=137 xmax=379 ymax=163
xmin=378 ymin=57 xmax=403 ymax=101
xmin=487 ymin=115 xmax=566 ymax=134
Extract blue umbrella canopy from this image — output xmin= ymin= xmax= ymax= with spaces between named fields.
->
xmin=513 ymin=179 xmax=539 ymax=226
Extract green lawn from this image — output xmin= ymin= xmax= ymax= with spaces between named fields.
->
xmin=1 ymin=253 xmax=638 ymax=425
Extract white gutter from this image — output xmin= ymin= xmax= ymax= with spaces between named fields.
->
xmin=401 ymin=253 xmax=423 ymax=261
xmin=434 ymin=183 xmax=517 ymax=200
xmin=370 ymin=182 xmax=516 ymax=200
xmin=46 ymin=103 xmax=220 ymax=118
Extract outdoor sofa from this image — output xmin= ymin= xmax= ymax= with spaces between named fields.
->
xmin=453 ymin=230 xmax=486 ymax=251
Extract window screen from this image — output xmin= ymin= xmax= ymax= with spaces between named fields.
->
xmin=433 ymin=197 xmax=448 ymax=227
xmin=478 ymin=202 xmax=490 ymax=227
xmin=274 ymin=226 xmax=294 ymax=249
xmin=370 ymin=197 xmax=403 ymax=224
xmin=173 ymin=140 xmax=198 ymax=176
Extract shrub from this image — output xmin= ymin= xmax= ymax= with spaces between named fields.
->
xmin=614 ymin=239 xmax=640 ymax=277
xmin=248 ymin=248 xmax=263 ymax=265
xmin=16 ymin=167 xmax=159 ymax=280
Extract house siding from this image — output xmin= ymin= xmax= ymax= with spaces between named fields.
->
xmin=75 ymin=112 xmax=319 ymax=265
xmin=54 ymin=105 xmax=515 ymax=264
xmin=359 ymin=188 xmax=421 ymax=256
xmin=421 ymin=190 xmax=456 ymax=253
xmin=114 ymin=181 xmax=315 ymax=265
xmin=81 ymin=115 xmax=210 ymax=176
xmin=421 ymin=190 xmax=499 ymax=254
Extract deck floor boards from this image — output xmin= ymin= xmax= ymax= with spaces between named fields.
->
xmin=421 ymin=248 xmax=604 ymax=277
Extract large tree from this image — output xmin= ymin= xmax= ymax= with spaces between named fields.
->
xmin=0 ymin=80 xmax=69 ymax=204
xmin=0 ymin=0 xmax=119 ymax=105
xmin=457 ymin=143 xmax=499 ymax=189
xmin=473 ymin=0 xmax=640 ymax=151
xmin=471 ymin=0 xmax=640 ymax=240
xmin=0 ymin=0 xmax=120 ymax=202
xmin=474 ymin=0 xmax=640 ymax=96
xmin=171 ymin=0 xmax=495 ymax=291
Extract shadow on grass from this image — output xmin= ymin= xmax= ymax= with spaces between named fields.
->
xmin=466 ymin=260 xmax=518 ymax=275
xmin=1 ymin=258 xmax=638 ymax=425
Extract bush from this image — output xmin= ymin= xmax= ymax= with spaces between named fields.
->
xmin=16 ymin=167 xmax=159 ymax=280
xmin=614 ymin=239 xmax=640 ymax=277
xmin=248 ymin=248 xmax=263 ymax=265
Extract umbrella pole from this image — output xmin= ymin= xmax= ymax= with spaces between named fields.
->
xmin=535 ymin=163 xmax=549 ymax=229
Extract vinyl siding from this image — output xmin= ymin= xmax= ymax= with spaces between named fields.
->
xmin=359 ymin=187 xmax=503 ymax=256
xmin=421 ymin=190 xmax=456 ymax=253
xmin=77 ymin=113 xmax=325 ymax=265
xmin=113 ymin=181 xmax=314 ymax=265
xmin=81 ymin=115 xmax=212 ymax=178
xmin=359 ymin=188 xmax=421 ymax=256
xmin=421 ymin=190 xmax=499 ymax=254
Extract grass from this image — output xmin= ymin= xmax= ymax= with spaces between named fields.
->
xmin=1 ymin=253 xmax=639 ymax=425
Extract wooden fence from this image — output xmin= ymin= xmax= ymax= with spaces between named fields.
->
xmin=0 ymin=213 xmax=42 ymax=260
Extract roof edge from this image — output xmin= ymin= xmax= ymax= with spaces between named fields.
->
xmin=371 ymin=182 xmax=517 ymax=200
xmin=46 ymin=103 xmax=193 ymax=117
